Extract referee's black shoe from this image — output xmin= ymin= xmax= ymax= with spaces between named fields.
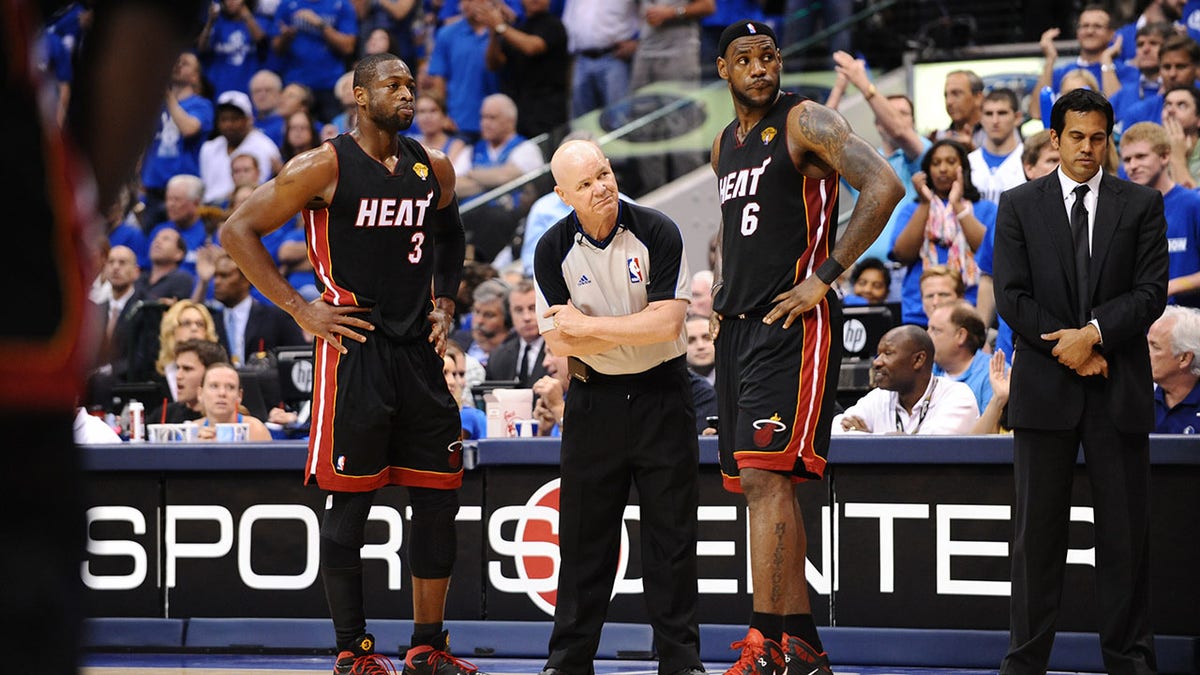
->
xmin=333 ymin=633 xmax=397 ymax=674
xmin=402 ymin=631 xmax=481 ymax=675
xmin=723 ymin=628 xmax=786 ymax=675
xmin=781 ymin=633 xmax=833 ymax=675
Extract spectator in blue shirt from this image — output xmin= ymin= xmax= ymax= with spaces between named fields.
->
xmin=928 ymin=300 xmax=993 ymax=414
xmin=445 ymin=341 xmax=488 ymax=439
xmin=1119 ymin=121 xmax=1200 ymax=307
xmin=198 ymin=0 xmax=266 ymax=97
xmin=148 ymin=174 xmax=214 ymax=277
xmin=1149 ymin=305 xmax=1200 ymax=433
xmin=889 ymin=140 xmax=996 ymax=326
xmin=249 ymin=69 xmax=287 ymax=148
xmin=427 ymin=0 xmax=502 ymax=143
xmin=1028 ymin=5 xmax=1137 ymax=121
xmin=272 ymin=0 xmax=358 ymax=122
xmin=139 ymin=52 xmax=214 ymax=229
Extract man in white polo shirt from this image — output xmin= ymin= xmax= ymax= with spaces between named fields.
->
xmin=833 ymin=324 xmax=979 ymax=434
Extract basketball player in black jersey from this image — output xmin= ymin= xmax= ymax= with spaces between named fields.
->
xmin=4 ymin=3 xmax=207 ymax=673
xmin=223 ymin=54 xmax=474 ymax=675
xmin=710 ymin=21 xmax=904 ymax=675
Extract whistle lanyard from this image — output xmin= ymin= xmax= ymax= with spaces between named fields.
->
xmin=895 ymin=378 xmax=938 ymax=434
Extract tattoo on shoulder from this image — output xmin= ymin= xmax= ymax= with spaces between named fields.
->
xmin=795 ymin=104 xmax=849 ymax=152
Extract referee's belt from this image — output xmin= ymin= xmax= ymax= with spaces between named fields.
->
xmin=576 ymin=45 xmax=617 ymax=58
xmin=567 ymin=355 xmax=685 ymax=385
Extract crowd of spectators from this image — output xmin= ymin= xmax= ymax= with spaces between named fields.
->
xmin=53 ymin=0 xmax=1200 ymax=441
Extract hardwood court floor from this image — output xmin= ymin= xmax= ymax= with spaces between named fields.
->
xmin=80 ymin=653 xmax=1103 ymax=675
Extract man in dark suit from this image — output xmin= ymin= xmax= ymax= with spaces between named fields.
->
xmin=94 ymin=245 xmax=147 ymax=383
xmin=994 ymin=88 xmax=1168 ymax=675
xmin=209 ymin=253 xmax=306 ymax=365
xmin=485 ymin=278 xmax=546 ymax=387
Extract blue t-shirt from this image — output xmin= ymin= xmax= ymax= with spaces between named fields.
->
xmin=974 ymin=218 xmax=1013 ymax=364
xmin=275 ymin=0 xmax=358 ymax=91
xmin=1153 ymin=381 xmax=1200 ymax=433
xmin=1163 ymin=184 xmax=1200 ymax=307
xmin=140 ymin=93 xmax=214 ymax=191
xmin=436 ymin=0 xmax=523 ymax=23
xmin=258 ymin=112 xmax=286 ymax=149
xmin=979 ymin=148 xmax=1007 ymax=171
xmin=256 ymin=6 xmax=289 ymax=75
xmin=42 ymin=4 xmax=84 ymax=84
xmin=702 ymin=0 xmax=764 ymax=26
xmin=933 ymin=348 xmax=993 ymax=413
xmin=1051 ymin=60 xmax=1137 ymax=94
xmin=889 ymin=198 xmax=997 ymax=326
xmin=1185 ymin=1 xmax=1200 ymax=45
xmin=427 ymin=19 xmax=499 ymax=134
xmin=203 ymin=13 xmax=262 ymax=97
xmin=460 ymin=405 xmax=488 ymax=440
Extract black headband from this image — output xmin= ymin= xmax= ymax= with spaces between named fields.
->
xmin=718 ymin=20 xmax=778 ymax=60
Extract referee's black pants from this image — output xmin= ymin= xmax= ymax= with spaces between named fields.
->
xmin=546 ymin=356 xmax=702 ymax=675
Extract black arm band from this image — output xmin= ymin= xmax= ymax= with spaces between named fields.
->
xmin=431 ymin=196 xmax=465 ymax=299
xmin=814 ymin=258 xmax=845 ymax=285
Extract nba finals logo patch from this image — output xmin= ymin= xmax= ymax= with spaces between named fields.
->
xmin=627 ymin=257 xmax=644 ymax=284
xmin=761 ymin=127 xmax=777 ymax=145
xmin=752 ymin=413 xmax=787 ymax=448
xmin=413 ymin=162 xmax=429 ymax=180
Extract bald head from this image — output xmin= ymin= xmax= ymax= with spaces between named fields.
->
xmin=890 ymin=324 xmax=935 ymax=362
xmin=106 ymin=245 xmax=140 ymax=294
xmin=551 ymin=140 xmax=620 ymax=230
xmin=872 ymin=323 xmax=936 ymax=395
xmin=551 ymin=140 xmax=606 ymax=185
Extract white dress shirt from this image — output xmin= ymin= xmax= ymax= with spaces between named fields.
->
xmin=1056 ymin=166 xmax=1106 ymax=340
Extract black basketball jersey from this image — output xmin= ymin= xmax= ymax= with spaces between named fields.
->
xmin=1 ymin=0 xmax=93 ymax=410
xmin=713 ymin=92 xmax=840 ymax=317
xmin=306 ymin=134 xmax=442 ymax=341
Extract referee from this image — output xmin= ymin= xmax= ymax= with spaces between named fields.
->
xmin=533 ymin=140 xmax=704 ymax=675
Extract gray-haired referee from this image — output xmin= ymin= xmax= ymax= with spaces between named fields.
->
xmin=533 ymin=140 xmax=704 ymax=675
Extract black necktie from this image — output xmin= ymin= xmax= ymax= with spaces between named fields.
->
xmin=1071 ymin=184 xmax=1091 ymax=325
xmin=517 ymin=342 xmax=531 ymax=383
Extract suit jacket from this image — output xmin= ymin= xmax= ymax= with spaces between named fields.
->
xmin=485 ymin=334 xmax=547 ymax=387
xmin=994 ymin=171 xmax=1168 ymax=433
xmin=211 ymin=299 xmax=306 ymax=362
xmin=96 ymin=288 xmax=148 ymax=377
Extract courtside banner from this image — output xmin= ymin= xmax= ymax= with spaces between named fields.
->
xmin=481 ymin=465 xmax=831 ymax=623
xmin=81 ymin=438 xmax=1199 ymax=634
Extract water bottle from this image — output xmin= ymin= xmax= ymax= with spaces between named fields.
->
xmin=128 ymin=399 xmax=145 ymax=442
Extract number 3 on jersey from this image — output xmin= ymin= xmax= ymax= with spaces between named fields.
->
xmin=409 ymin=232 xmax=424 ymax=263
xmin=740 ymin=202 xmax=760 ymax=236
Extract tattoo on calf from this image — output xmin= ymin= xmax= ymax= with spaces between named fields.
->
xmin=771 ymin=522 xmax=786 ymax=604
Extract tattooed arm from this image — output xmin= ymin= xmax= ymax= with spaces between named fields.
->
xmin=763 ymin=101 xmax=904 ymax=328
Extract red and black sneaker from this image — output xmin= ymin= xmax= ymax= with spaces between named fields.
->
xmin=723 ymin=628 xmax=787 ymax=675
xmin=402 ymin=632 xmax=481 ymax=675
xmin=334 ymin=633 xmax=397 ymax=675
xmin=781 ymin=633 xmax=833 ymax=675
